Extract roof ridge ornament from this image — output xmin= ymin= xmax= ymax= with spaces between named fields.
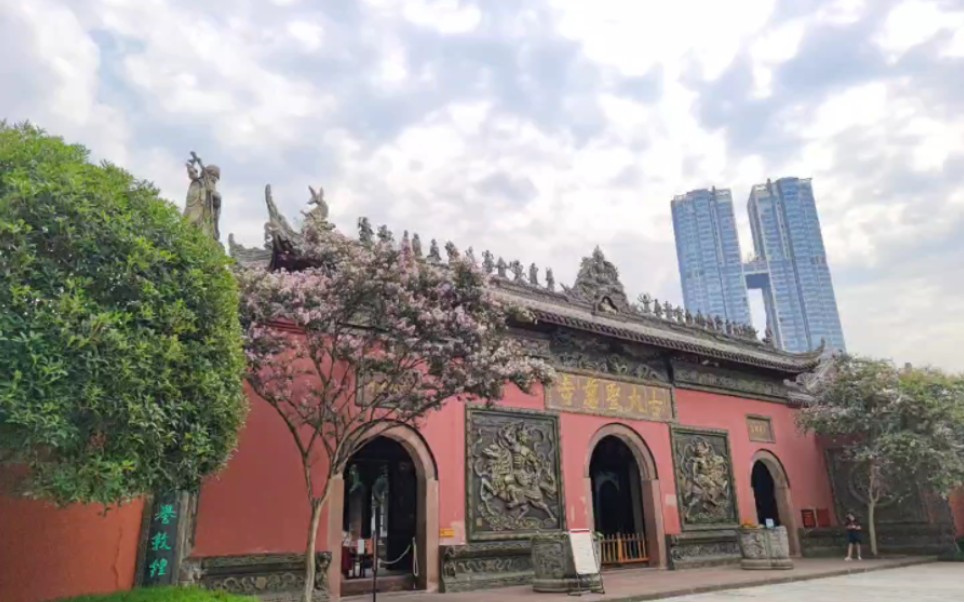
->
xmin=566 ymin=246 xmax=631 ymax=313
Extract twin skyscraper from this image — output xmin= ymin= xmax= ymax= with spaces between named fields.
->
xmin=671 ymin=177 xmax=845 ymax=353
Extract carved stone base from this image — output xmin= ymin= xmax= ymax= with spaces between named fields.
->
xmin=184 ymin=552 xmax=331 ymax=602
xmin=531 ymin=533 xmax=603 ymax=594
xmin=439 ymin=541 xmax=533 ymax=593
xmin=738 ymin=527 xmax=793 ymax=570
xmin=799 ymin=523 xmax=957 ymax=558
xmin=666 ymin=530 xmax=740 ymax=570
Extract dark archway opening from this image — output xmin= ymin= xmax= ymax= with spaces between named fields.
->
xmin=752 ymin=460 xmax=780 ymax=527
xmin=590 ymin=436 xmax=648 ymax=566
xmin=341 ymin=436 xmax=418 ymax=593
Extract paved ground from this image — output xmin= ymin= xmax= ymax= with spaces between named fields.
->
xmin=344 ymin=557 xmax=948 ymax=601
xmin=669 ymin=563 xmax=963 ymax=601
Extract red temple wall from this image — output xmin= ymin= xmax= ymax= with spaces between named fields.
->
xmin=674 ymin=388 xmax=837 ymax=526
xmin=0 ymin=490 xmax=144 ymax=602
xmin=194 ymin=381 xmax=837 ymax=558
xmin=951 ymin=487 xmax=964 ymax=538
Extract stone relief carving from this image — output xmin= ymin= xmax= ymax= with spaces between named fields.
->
xmin=673 ymin=429 xmax=738 ymax=529
xmin=439 ymin=541 xmax=533 ymax=592
xmin=669 ymin=541 xmax=740 ymax=562
xmin=530 ymin=539 xmax=567 ymax=580
xmin=671 ymin=361 xmax=788 ymax=402
xmin=196 ymin=553 xmax=331 ymax=601
xmin=467 ymin=409 xmax=565 ymax=540
xmin=549 ymin=331 xmax=667 ymax=383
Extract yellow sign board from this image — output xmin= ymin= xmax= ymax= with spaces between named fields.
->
xmin=546 ymin=371 xmax=673 ymax=421
xmin=746 ymin=416 xmax=775 ymax=443
xmin=439 ymin=527 xmax=456 ymax=538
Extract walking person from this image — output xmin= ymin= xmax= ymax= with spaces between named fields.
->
xmin=844 ymin=513 xmax=863 ymax=561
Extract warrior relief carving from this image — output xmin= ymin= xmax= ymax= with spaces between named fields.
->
xmin=467 ymin=409 xmax=564 ymax=540
xmin=673 ymin=430 xmax=738 ymax=528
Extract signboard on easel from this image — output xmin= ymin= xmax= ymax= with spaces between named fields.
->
xmin=569 ymin=530 xmax=600 ymax=575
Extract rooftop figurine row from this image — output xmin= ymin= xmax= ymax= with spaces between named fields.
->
xmin=352 ymin=216 xmax=773 ymax=348
xmin=227 ymin=181 xmax=778 ymax=350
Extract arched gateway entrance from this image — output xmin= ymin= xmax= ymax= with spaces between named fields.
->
xmin=750 ymin=450 xmax=800 ymax=555
xmin=585 ymin=425 xmax=666 ymax=568
xmin=326 ymin=425 xmax=438 ymax=597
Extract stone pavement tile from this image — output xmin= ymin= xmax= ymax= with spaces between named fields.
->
xmin=668 ymin=563 xmax=964 ymax=601
xmin=343 ymin=557 xmax=936 ymax=602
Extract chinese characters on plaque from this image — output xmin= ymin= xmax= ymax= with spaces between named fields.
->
xmin=746 ymin=416 xmax=775 ymax=443
xmin=141 ymin=493 xmax=180 ymax=586
xmin=545 ymin=371 xmax=674 ymax=421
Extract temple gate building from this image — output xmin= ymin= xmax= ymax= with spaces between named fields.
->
xmin=1 ymin=194 xmax=958 ymax=602
xmin=187 ymin=198 xmax=956 ymax=600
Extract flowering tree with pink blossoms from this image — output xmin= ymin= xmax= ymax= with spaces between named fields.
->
xmin=237 ymin=209 xmax=554 ymax=601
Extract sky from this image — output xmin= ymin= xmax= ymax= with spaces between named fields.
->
xmin=2 ymin=0 xmax=963 ymax=372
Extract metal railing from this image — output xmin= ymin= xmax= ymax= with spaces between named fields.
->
xmin=599 ymin=532 xmax=648 ymax=566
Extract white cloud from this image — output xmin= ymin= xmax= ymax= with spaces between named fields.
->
xmin=876 ymin=0 xmax=964 ymax=60
xmin=2 ymin=0 xmax=963 ymax=372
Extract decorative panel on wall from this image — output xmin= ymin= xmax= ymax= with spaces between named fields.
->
xmin=465 ymin=408 xmax=565 ymax=541
xmin=671 ymin=427 xmax=739 ymax=530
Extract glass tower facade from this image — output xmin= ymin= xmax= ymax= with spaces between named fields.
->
xmin=671 ymin=188 xmax=751 ymax=325
xmin=746 ymin=178 xmax=846 ymax=352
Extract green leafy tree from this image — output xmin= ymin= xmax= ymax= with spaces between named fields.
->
xmin=0 ymin=123 xmax=247 ymax=505
xmin=797 ymin=354 xmax=964 ymax=556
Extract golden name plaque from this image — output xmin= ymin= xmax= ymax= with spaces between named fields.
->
xmin=746 ymin=415 xmax=775 ymax=443
xmin=545 ymin=371 xmax=673 ymax=421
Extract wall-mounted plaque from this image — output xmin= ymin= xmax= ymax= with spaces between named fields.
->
xmin=545 ymin=371 xmax=674 ymax=422
xmin=801 ymin=509 xmax=817 ymax=529
xmin=671 ymin=427 xmax=739 ymax=530
xmin=746 ymin=415 xmax=775 ymax=443
xmin=466 ymin=408 xmax=566 ymax=540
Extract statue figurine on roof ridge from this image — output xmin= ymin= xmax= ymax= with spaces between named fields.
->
xmin=428 ymin=239 xmax=442 ymax=262
xmin=545 ymin=268 xmax=555 ymax=291
xmin=306 ymin=185 xmax=328 ymax=221
xmin=509 ymin=260 xmax=524 ymax=282
xmin=358 ymin=217 xmax=373 ymax=245
xmin=183 ymin=151 xmax=222 ymax=241
xmin=445 ymin=241 xmax=460 ymax=262
xmin=528 ymin=263 xmax=539 ymax=286
xmin=482 ymin=250 xmax=494 ymax=274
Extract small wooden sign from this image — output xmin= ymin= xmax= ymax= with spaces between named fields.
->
xmin=568 ymin=530 xmax=600 ymax=576
xmin=746 ymin=415 xmax=775 ymax=443
xmin=439 ymin=527 xmax=455 ymax=538
xmin=801 ymin=508 xmax=817 ymax=529
xmin=141 ymin=492 xmax=181 ymax=586
xmin=816 ymin=508 xmax=831 ymax=528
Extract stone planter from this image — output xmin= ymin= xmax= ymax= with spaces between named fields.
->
xmin=738 ymin=527 xmax=793 ymax=570
xmin=531 ymin=533 xmax=603 ymax=593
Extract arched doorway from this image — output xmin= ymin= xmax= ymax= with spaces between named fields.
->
xmin=591 ymin=436 xmax=644 ymax=539
xmin=341 ymin=437 xmax=417 ymax=594
xmin=585 ymin=425 xmax=665 ymax=568
xmin=751 ymin=461 xmax=780 ymax=526
xmin=326 ymin=425 xmax=439 ymax=598
xmin=750 ymin=450 xmax=800 ymax=556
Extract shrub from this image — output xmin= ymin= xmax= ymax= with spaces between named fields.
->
xmin=0 ymin=122 xmax=246 ymax=505
xmin=59 ymin=586 xmax=256 ymax=602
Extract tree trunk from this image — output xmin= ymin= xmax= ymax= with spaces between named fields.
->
xmin=867 ymin=465 xmax=879 ymax=558
xmin=303 ymin=498 xmax=324 ymax=602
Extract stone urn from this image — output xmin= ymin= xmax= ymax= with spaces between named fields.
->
xmin=738 ymin=526 xmax=793 ymax=570
xmin=531 ymin=532 xmax=603 ymax=593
